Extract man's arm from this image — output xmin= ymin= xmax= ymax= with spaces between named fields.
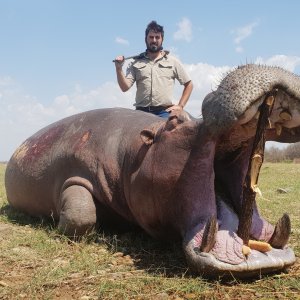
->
xmin=166 ymin=80 xmax=193 ymax=112
xmin=114 ymin=56 xmax=132 ymax=92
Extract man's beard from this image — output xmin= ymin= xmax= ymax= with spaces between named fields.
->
xmin=147 ymin=43 xmax=163 ymax=53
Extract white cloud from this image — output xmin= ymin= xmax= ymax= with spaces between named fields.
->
xmin=1 ymin=54 xmax=300 ymax=161
xmin=173 ymin=17 xmax=193 ymax=42
xmin=179 ymin=63 xmax=232 ymax=116
xmin=231 ymin=21 xmax=259 ymax=53
xmin=54 ymin=94 xmax=70 ymax=106
xmin=232 ymin=22 xmax=259 ymax=44
xmin=255 ymin=55 xmax=300 ymax=72
xmin=115 ymin=36 xmax=129 ymax=46
xmin=0 ymin=78 xmax=135 ymax=161
xmin=235 ymin=46 xmax=244 ymax=53
xmin=0 ymin=76 xmax=13 ymax=86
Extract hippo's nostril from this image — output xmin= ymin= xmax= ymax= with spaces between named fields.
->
xmin=269 ymin=213 xmax=291 ymax=249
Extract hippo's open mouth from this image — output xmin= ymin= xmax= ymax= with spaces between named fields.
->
xmin=183 ymin=65 xmax=299 ymax=278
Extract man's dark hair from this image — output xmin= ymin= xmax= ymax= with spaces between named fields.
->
xmin=145 ymin=21 xmax=164 ymax=39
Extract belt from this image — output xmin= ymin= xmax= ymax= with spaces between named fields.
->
xmin=136 ymin=106 xmax=169 ymax=112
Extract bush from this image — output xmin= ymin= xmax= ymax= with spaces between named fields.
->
xmin=265 ymin=142 xmax=300 ymax=162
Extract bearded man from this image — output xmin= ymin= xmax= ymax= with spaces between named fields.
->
xmin=114 ymin=20 xmax=193 ymax=118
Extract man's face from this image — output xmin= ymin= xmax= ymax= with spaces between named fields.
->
xmin=146 ymin=30 xmax=163 ymax=52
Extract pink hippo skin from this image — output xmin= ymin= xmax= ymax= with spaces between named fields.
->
xmin=5 ymin=64 xmax=300 ymax=278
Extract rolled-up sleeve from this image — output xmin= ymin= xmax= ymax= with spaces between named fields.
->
xmin=125 ymin=62 xmax=137 ymax=88
xmin=172 ymin=57 xmax=191 ymax=85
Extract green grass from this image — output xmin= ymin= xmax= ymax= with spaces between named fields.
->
xmin=0 ymin=162 xmax=299 ymax=299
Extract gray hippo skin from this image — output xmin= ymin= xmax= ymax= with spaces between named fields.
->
xmin=5 ymin=64 xmax=300 ymax=278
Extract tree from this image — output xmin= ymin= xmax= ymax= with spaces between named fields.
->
xmin=284 ymin=142 xmax=300 ymax=160
xmin=264 ymin=146 xmax=285 ymax=162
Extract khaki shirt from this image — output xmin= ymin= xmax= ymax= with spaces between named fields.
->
xmin=125 ymin=52 xmax=191 ymax=107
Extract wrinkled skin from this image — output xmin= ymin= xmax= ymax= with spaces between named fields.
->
xmin=5 ymin=64 xmax=300 ymax=278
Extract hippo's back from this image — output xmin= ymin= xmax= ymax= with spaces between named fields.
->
xmin=5 ymin=108 xmax=161 ymax=218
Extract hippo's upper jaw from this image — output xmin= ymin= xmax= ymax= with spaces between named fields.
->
xmin=182 ymin=64 xmax=299 ymax=278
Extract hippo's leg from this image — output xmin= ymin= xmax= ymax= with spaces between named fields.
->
xmin=58 ymin=185 xmax=97 ymax=237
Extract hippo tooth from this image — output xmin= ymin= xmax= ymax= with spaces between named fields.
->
xmin=252 ymin=185 xmax=262 ymax=197
xmin=242 ymin=245 xmax=251 ymax=256
xmin=279 ymin=110 xmax=292 ymax=121
xmin=275 ymin=123 xmax=282 ymax=136
xmin=238 ymin=96 xmax=271 ymax=244
xmin=269 ymin=213 xmax=291 ymax=249
xmin=200 ymin=216 xmax=218 ymax=253
xmin=268 ymin=118 xmax=273 ymax=128
xmin=250 ymin=154 xmax=263 ymax=190
xmin=248 ymin=240 xmax=272 ymax=252
xmin=266 ymin=95 xmax=275 ymax=106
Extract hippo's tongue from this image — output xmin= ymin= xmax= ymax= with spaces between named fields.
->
xmin=192 ymin=231 xmax=245 ymax=265
xmin=210 ymin=230 xmax=244 ymax=264
xmin=190 ymin=201 xmax=246 ymax=265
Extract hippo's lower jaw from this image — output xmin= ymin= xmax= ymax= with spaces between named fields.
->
xmin=184 ymin=243 xmax=295 ymax=278
xmin=183 ymin=199 xmax=296 ymax=278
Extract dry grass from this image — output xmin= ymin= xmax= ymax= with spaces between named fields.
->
xmin=0 ymin=162 xmax=299 ymax=299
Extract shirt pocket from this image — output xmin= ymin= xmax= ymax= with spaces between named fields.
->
xmin=132 ymin=61 xmax=149 ymax=80
xmin=158 ymin=61 xmax=174 ymax=78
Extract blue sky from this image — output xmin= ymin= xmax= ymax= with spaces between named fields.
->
xmin=1 ymin=0 xmax=300 ymax=160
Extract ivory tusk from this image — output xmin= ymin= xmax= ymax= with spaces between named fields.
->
xmin=250 ymin=154 xmax=263 ymax=190
xmin=200 ymin=216 xmax=218 ymax=253
xmin=252 ymin=185 xmax=262 ymax=196
xmin=248 ymin=240 xmax=272 ymax=252
xmin=268 ymin=118 xmax=272 ymax=128
xmin=242 ymin=245 xmax=251 ymax=256
xmin=266 ymin=95 xmax=275 ymax=106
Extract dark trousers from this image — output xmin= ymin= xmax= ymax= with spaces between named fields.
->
xmin=136 ymin=106 xmax=170 ymax=118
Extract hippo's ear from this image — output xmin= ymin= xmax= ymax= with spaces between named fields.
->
xmin=140 ymin=129 xmax=155 ymax=145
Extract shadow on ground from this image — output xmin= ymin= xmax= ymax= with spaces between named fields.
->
xmin=1 ymin=203 xmax=288 ymax=283
xmin=0 ymin=203 xmax=190 ymax=278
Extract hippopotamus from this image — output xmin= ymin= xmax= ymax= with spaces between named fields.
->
xmin=5 ymin=64 xmax=300 ymax=278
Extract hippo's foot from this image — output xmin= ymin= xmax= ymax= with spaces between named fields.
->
xmin=183 ymin=200 xmax=295 ymax=278
xmin=58 ymin=185 xmax=97 ymax=238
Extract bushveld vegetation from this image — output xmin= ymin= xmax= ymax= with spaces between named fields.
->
xmin=265 ymin=142 xmax=300 ymax=163
xmin=0 ymin=162 xmax=299 ymax=299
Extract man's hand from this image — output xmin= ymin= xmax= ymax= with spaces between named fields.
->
xmin=114 ymin=56 xmax=125 ymax=69
xmin=166 ymin=105 xmax=183 ymax=113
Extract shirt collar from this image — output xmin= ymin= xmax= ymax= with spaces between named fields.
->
xmin=142 ymin=50 xmax=169 ymax=61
